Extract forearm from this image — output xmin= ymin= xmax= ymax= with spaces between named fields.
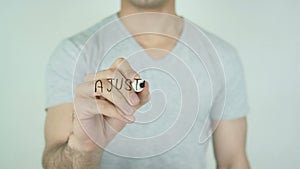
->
xmin=42 ymin=141 xmax=103 ymax=169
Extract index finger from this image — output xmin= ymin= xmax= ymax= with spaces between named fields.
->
xmin=110 ymin=58 xmax=139 ymax=80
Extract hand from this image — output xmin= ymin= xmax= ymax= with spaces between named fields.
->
xmin=70 ymin=58 xmax=150 ymax=151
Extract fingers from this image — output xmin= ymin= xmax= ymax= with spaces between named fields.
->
xmin=75 ymin=97 xmax=135 ymax=123
xmin=85 ymin=58 xmax=138 ymax=81
xmin=96 ymin=99 xmax=135 ymax=123
xmin=75 ymin=57 xmax=151 ymax=123
xmin=110 ymin=58 xmax=143 ymax=107
xmin=80 ymin=71 xmax=140 ymax=106
xmin=77 ymin=79 xmax=137 ymax=115
xmin=84 ymin=69 xmax=119 ymax=82
xmin=104 ymin=88 xmax=137 ymax=116
xmin=110 ymin=58 xmax=139 ymax=80
xmin=84 ymin=67 xmax=140 ymax=106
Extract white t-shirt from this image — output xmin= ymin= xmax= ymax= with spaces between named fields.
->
xmin=45 ymin=13 xmax=249 ymax=169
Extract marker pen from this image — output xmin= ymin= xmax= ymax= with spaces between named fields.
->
xmin=131 ymin=79 xmax=145 ymax=92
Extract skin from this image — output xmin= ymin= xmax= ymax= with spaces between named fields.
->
xmin=127 ymin=0 xmax=169 ymax=8
xmin=42 ymin=0 xmax=251 ymax=169
xmin=43 ymin=58 xmax=150 ymax=169
xmin=212 ymin=118 xmax=250 ymax=169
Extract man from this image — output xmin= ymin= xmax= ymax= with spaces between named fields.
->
xmin=42 ymin=0 xmax=251 ymax=168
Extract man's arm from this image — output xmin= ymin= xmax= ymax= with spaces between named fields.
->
xmin=42 ymin=58 xmax=150 ymax=169
xmin=42 ymin=103 xmax=103 ymax=169
xmin=212 ymin=117 xmax=250 ymax=169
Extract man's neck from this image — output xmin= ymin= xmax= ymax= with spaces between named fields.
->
xmin=119 ymin=0 xmax=176 ymax=17
xmin=117 ymin=0 xmax=183 ymax=60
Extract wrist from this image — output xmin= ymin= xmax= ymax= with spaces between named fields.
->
xmin=68 ymin=133 xmax=101 ymax=153
xmin=69 ymin=117 xmax=102 ymax=153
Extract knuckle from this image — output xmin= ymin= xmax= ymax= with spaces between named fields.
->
xmin=116 ymin=57 xmax=126 ymax=64
xmin=94 ymin=71 xmax=104 ymax=79
xmin=106 ymin=68 xmax=116 ymax=76
xmin=114 ymin=58 xmax=127 ymax=68
xmin=127 ymin=71 xmax=139 ymax=79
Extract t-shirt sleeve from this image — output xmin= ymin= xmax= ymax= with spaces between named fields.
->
xmin=210 ymin=38 xmax=250 ymax=120
xmin=45 ymin=39 xmax=80 ymax=109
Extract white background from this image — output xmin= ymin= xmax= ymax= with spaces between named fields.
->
xmin=0 ymin=0 xmax=299 ymax=168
